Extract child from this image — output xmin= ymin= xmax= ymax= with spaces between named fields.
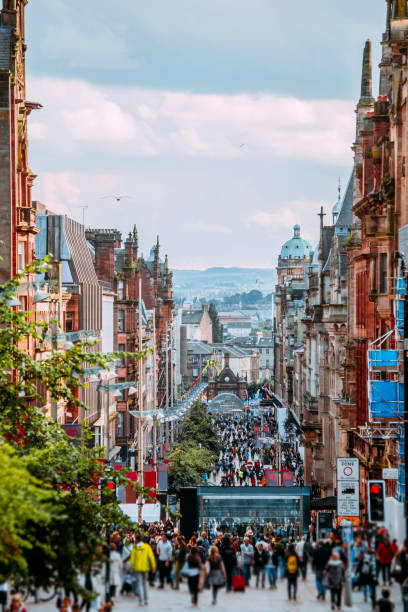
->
xmin=374 ymin=588 xmax=395 ymax=612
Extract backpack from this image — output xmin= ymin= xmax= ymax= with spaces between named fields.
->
xmin=287 ymin=555 xmax=298 ymax=574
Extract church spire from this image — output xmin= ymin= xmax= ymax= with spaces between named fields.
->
xmin=360 ymin=40 xmax=373 ymax=103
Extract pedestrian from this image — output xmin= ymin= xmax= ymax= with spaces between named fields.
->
xmin=206 ymin=545 xmax=226 ymax=605
xmin=358 ymin=543 xmax=377 ymax=606
xmin=0 ymin=583 xmax=8 ymax=612
xmin=108 ymin=543 xmax=122 ymax=601
xmin=220 ymin=535 xmax=237 ymax=592
xmin=377 ymin=537 xmax=394 ymax=586
xmin=254 ymin=541 xmax=268 ymax=588
xmin=157 ymin=532 xmax=173 ymax=589
xmin=60 ymin=597 xmax=72 ymax=611
xmin=174 ymin=535 xmax=188 ymax=589
xmin=374 ymin=587 xmax=395 ymax=611
xmin=324 ymin=550 xmax=345 ymax=611
xmin=295 ymin=535 xmax=308 ymax=580
xmin=130 ymin=532 xmax=157 ymax=606
xmin=391 ymin=539 xmax=408 ymax=601
xmin=285 ymin=543 xmax=300 ymax=601
xmin=240 ymin=536 xmax=254 ymax=586
xmin=184 ymin=546 xmax=202 ymax=607
xmin=5 ymin=594 xmax=27 ymax=612
xmin=265 ymin=542 xmax=278 ymax=589
xmin=313 ymin=539 xmax=331 ymax=601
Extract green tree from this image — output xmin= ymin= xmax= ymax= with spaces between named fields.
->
xmin=177 ymin=402 xmax=220 ymax=454
xmin=167 ymin=402 xmax=219 ymax=495
xmin=0 ymin=259 xmax=150 ymax=594
xmin=167 ymin=444 xmax=215 ymax=496
xmin=208 ymin=302 xmax=223 ymax=343
xmin=0 ymin=441 xmax=56 ymax=578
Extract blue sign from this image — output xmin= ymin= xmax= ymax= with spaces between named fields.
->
xmin=342 ymin=525 xmax=353 ymax=544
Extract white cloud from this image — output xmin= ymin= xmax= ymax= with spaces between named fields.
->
xmin=184 ymin=221 xmax=233 ymax=235
xmin=27 ymin=77 xmax=354 ymax=165
xmin=34 ymin=172 xmax=80 ymax=215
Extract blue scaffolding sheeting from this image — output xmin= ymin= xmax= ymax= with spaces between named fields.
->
xmin=369 ymin=381 xmax=404 ymax=419
xmin=368 ymin=350 xmax=399 ymax=369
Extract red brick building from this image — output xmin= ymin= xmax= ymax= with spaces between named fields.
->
xmin=86 ymin=227 xmax=173 ymax=455
xmin=0 ymin=0 xmax=41 ymax=356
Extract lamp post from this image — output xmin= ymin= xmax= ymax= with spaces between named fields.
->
xmin=99 ymin=369 xmax=117 ymax=461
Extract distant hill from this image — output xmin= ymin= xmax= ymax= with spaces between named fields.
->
xmin=173 ymin=267 xmax=277 ymax=300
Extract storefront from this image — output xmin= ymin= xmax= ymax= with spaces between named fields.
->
xmin=180 ymin=486 xmax=311 ymax=539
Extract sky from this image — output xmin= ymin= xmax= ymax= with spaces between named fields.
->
xmin=26 ymin=0 xmax=386 ymax=269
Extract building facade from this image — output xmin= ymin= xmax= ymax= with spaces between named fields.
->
xmin=274 ymin=225 xmax=312 ymax=407
xmin=0 ymin=0 xmax=41 ymax=357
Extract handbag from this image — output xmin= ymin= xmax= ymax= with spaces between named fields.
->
xmin=182 ymin=561 xmax=200 ymax=578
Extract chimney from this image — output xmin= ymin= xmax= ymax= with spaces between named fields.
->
xmin=86 ymin=228 xmax=121 ymax=289
xmin=224 ymin=352 xmax=230 ymax=367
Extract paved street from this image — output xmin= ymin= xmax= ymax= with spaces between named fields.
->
xmin=29 ymin=573 xmax=402 ymax=611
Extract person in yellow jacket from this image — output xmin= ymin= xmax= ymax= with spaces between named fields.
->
xmin=130 ymin=532 xmax=157 ymax=606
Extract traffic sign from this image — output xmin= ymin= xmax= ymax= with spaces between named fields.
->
xmin=247 ymin=461 xmax=253 ymax=470
xmin=337 ymin=458 xmax=359 ymax=481
xmin=383 ymin=468 xmax=398 ymax=480
xmin=337 ymin=458 xmax=359 ymax=518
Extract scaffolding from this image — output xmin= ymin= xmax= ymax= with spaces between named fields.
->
xmin=360 ymin=277 xmax=406 ymax=500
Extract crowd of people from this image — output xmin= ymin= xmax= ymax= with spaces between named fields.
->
xmin=24 ymin=520 xmax=403 ymax=611
xmin=208 ymin=413 xmax=304 ymax=487
xmin=4 ymin=407 xmax=406 ymax=611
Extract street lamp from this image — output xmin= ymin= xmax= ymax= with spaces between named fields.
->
xmin=99 ymin=369 xmax=118 ymax=461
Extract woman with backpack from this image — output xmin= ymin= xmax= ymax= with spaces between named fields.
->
xmin=324 ymin=550 xmax=345 ymax=611
xmin=284 ymin=543 xmax=300 ymax=601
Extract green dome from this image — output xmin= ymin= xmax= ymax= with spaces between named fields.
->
xmin=280 ymin=225 xmax=312 ymax=260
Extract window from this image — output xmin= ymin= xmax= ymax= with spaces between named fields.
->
xmin=118 ymin=343 xmax=125 ymax=366
xmin=266 ymin=349 xmax=269 ymax=355
xmin=266 ymin=360 xmax=270 ymax=368
xmin=370 ymin=258 xmax=377 ymax=292
xmin=356 ymin=272 xmax=368 ymax=325
xmin=118 ymin=281 xmax=124 ymax=300
xmin=66 ymin=313 xmax=73 ymax=332
xmin=18 ymin=296 xmax=27 ymax=311
xmin=117 ymin=412 xmax=125 ymax=437
xmin=18 ymin=242 xmax=25 ymax=273
xmin=192 ymin=368 xmax=199 ymax=377
xmin=379 ymin=253 xmax=387 ymax=294
xmin=118 ymin=310 xmax=125 ymax=331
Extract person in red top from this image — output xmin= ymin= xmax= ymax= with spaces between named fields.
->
xmin=391 ymin=538 xmax=398 ymax=556
xmin=376 ymin=537 xmax=394 ymax=586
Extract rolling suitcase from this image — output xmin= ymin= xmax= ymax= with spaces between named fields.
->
xmin=232 ymin=571 xmax=245 ymax=592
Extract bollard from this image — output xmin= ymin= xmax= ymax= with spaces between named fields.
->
xmin=403 ymin=578 xmax=408 ymax=612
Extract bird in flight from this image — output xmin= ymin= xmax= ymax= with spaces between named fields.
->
xmin=100 ymin=195 xmax=133 ymax=203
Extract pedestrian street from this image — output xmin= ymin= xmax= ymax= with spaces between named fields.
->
xmin=32 ymin=572 xmax=402 ymax=611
